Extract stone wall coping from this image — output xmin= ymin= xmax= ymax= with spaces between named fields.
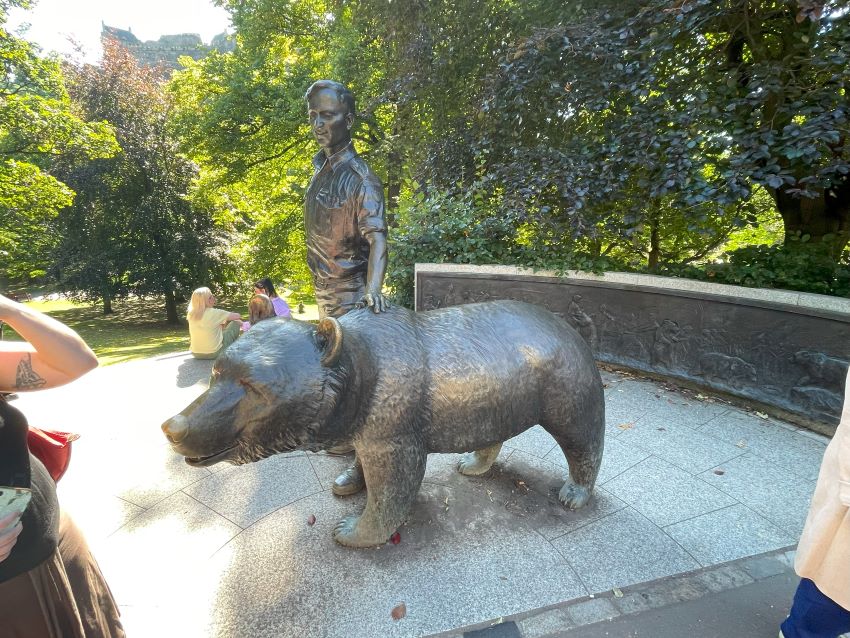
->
xmin=414 ymin=263 xmax=850 ymax=315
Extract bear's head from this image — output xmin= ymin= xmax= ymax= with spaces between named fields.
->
xmin=162 ymin=317 xmax=351 ymax=466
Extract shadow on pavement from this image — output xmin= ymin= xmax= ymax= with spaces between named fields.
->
xmin=176 ymin=357 xmax=214 ymax=388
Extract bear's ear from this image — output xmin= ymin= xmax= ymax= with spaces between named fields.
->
xmin=316 ymin=317 xmax=343 ymax=367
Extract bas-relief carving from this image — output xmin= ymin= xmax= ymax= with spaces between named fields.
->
xmin=416 ymin=273 xmax=850 ymax=424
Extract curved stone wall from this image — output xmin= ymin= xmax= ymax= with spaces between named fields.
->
xmin=414 ymin=264 xmax=850 ymax=431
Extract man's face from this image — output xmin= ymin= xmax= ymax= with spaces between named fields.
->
xmin=307 ymin=89 xmax=353 ymax=153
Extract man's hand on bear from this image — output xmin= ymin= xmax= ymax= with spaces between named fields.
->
xmin=360 ymin=290 xmax=389 ymax=313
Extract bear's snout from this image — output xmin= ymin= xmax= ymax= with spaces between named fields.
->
xmin=162 ymin=414 xmax=190 ymax=444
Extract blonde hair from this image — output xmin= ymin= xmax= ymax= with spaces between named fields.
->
xmin=248 ymin=293 xmax=275 ymax=326
xmin=187 ymin=287 xmax=214 ymax=321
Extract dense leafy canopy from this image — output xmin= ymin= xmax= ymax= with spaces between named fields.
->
xmin=54 ymin=40 xmax=234 ymax=321
xmin=0 ymin=0 xmax=116 ymax=280
xmin=3 ymin=0 xmax=849 ymax=304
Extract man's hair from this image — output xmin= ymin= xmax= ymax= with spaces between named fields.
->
xmin=305 ymin=80 xmax=356 ymax=116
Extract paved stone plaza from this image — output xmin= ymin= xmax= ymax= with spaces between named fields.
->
xmin=13 ymin=352 xmax=828 ymax=637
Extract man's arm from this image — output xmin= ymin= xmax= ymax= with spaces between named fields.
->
xmin=363 ymin=231 xmax=388 ymax=313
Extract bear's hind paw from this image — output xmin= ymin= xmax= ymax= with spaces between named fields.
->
xmin=332 ymin=514 xmax=388 ymax=548
xmin=558 ymin=482 xmax=591 ymax=510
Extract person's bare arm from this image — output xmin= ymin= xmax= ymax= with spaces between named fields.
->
xmin=223 ymin=312 xmax=241 ymax=324
xmin=0 ymin=294 xmax=98 ymax=392
xmin=840 ymin=373 xmax=850 ymax=506
xmin=362 ymin=232 xmax=389 ymax=313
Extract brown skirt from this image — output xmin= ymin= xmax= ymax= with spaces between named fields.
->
xmin=0 ymin=512 xmax=125 ymax=638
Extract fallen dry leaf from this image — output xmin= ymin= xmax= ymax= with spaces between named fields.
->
xmin=736 ymin=439 xmax=748 ymax=449
xmin=306 ymin=514 xmax=316 ymax=526
xmin=391 ymin=603 xmax=406 ymax=621
xmin=613 ymin=587 xmax=624 ymax=598
xmin=713 ymin=469 xmax=725 ymax=476
xmin=755 ymin=411 xmax=769 ymax=420
xmin=618 ymin=422 xmax=634 ymax=430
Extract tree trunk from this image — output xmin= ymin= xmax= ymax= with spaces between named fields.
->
xmin=386 ymin=114 xmax=402 ymax=229
xmin=102 ymin=292 xmax=113 ymax=315
xmin=773 ymin=180 xmax=850 ymax=260
xmin=164 ymin=288 xmax=179 ymax=324
xmin=386 ymin=151 xmax=401 ymax=229
xmin=648 ymin=215 xmax=661 ymax=270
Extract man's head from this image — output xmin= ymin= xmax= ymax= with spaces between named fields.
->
xmin=306 ymin=80 xmax=355 ymax=154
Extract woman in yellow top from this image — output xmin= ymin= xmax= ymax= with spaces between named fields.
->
xmin=187 ymin=287 xmax=242 ymax=359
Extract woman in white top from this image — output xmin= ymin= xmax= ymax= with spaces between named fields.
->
xmin=187 ymin=287 xmax=242 ymax=359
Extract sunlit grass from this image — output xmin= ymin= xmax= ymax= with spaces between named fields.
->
xmin=3 ymin=296 xmax=318 ymax=366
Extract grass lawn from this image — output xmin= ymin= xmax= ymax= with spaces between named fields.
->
xmin=2 ymin=295 xmax=319 ymax=366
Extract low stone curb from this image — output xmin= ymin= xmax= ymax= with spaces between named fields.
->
xmin=428 ymin=546 xmax=798 ymax=638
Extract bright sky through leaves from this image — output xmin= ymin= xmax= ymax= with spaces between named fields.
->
xmin=7 ymin=0 xmax=230 ymax=62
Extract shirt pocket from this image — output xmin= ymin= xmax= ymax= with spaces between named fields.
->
xmin=315 ymin=190 xmax=344 ymax=211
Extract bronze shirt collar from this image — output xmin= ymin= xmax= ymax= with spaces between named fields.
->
xmin=312 ymin=144 xmax=356 ymax=173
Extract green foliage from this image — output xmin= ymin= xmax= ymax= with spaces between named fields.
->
xmin=54 ymin=40 xmax=234 ymax=322
xmin=475 ymin=0 xmax=850 ymax=261
xmin=703 ymin=242 xmax=850 ymax=297
xmin=386 ymin=187 xmax=618 ymax=307
xmin=0 ymin=0 xmax=117 ymax=280
xmin=169 ymin=0 xmax=850 ymax=303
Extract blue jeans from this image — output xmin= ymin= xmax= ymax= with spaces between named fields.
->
xmin=782 ymin=578 xmax=850 ymax=638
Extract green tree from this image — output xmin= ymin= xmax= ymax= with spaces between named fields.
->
xmin=475 ymin=0 xmax=850 ymax=263
xmin=55 ymin=39 xmax=233 ymax=322
xmin=0 ymin=0 xmax=116 ymax=281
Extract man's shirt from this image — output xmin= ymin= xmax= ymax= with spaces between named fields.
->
xmin=304 ymin=144 xmax=386 ymax=284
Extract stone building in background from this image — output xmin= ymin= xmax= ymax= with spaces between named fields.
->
xmin=101 ymin=23 xmax=234 ymax=71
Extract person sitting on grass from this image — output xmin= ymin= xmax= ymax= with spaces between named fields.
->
xmin=241 ymin=294 xmax=277 ymax=332
xmin=187 ymin=287 xmax=242 ymax=359
xmin=253 ymin=277 xmax=291 ymax=318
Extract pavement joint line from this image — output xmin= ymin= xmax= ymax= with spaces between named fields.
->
xmin=426 ymin=545 xmax=799 ymax=638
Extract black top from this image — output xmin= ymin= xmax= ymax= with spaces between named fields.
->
xmin=0 ymin=397 xmax=59 ymax=583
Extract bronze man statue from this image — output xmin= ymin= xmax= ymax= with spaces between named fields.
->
xmin=304 ymin=79 xmax=388 ymax=496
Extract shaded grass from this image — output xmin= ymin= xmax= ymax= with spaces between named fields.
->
xmin=2 ymin=296 xmax=318 ymax=366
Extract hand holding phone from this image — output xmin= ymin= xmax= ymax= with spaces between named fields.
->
xmin=0 ymin=512 xmax=23 ymax=562
xmin=0 ymin=487 xmax=30 ymax=562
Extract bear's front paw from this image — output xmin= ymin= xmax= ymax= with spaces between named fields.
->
xmin=558 ymin=482 xmax=591 ymax=510
xmin=333 ymin=515 xmax=389 ymax=548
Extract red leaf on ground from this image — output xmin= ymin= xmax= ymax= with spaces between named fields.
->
xmin=390 ymin=531 xmax=401 ymax=545
xmin=391 ymin=602 xmax=407 ymax=620
xmin=713 ymin=470 xmax=725 ymax=476
xmin=307 ymin=515 xmax=316 ymax=526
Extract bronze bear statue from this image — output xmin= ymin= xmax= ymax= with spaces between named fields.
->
xmin=162 ymin=300 xmax=605 ymax=548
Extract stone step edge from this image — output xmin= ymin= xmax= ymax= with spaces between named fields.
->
xmin=427 ymin=545 xmax=798 ymax=638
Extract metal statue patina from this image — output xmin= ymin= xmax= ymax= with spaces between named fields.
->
xmin=304 ymin=80 xmax=389 ymax=496
xmin=161 ymin=300 xmax=606 ymax=548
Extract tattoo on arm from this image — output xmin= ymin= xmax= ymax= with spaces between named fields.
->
xmin=15 ymin=353 xmax=46 ymax=390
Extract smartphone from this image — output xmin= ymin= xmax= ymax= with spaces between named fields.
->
xmin=0 ymin=486 xmax=31 ymax=531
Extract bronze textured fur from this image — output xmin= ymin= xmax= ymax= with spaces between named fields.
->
xmin=162 ymin=300 xmax=605 ymax=548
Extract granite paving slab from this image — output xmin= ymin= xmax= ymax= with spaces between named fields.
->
xmin=617 ymin=416 xmax=746 ymax=474
xmin=664 ymin=504 xmax=794 ymax=565
xmin=184 ymin=452 xmax=323 ymax=527
xmin=698 ymin=453 xmax=817 ymax=537
xmin=504 ymin=424 xmax=558 ymax=457
xmin=206 ymin=484 xmax=588 ymax=638
xmin=10 ymin=353 xmax=829 ymax=638
xmin=550 ymin=508 xmax=701 ymax=593
xmin=698 ymin=412 xmax=828 ymax=481
xmin=603 ymin=456 xmax=738 ymax=527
